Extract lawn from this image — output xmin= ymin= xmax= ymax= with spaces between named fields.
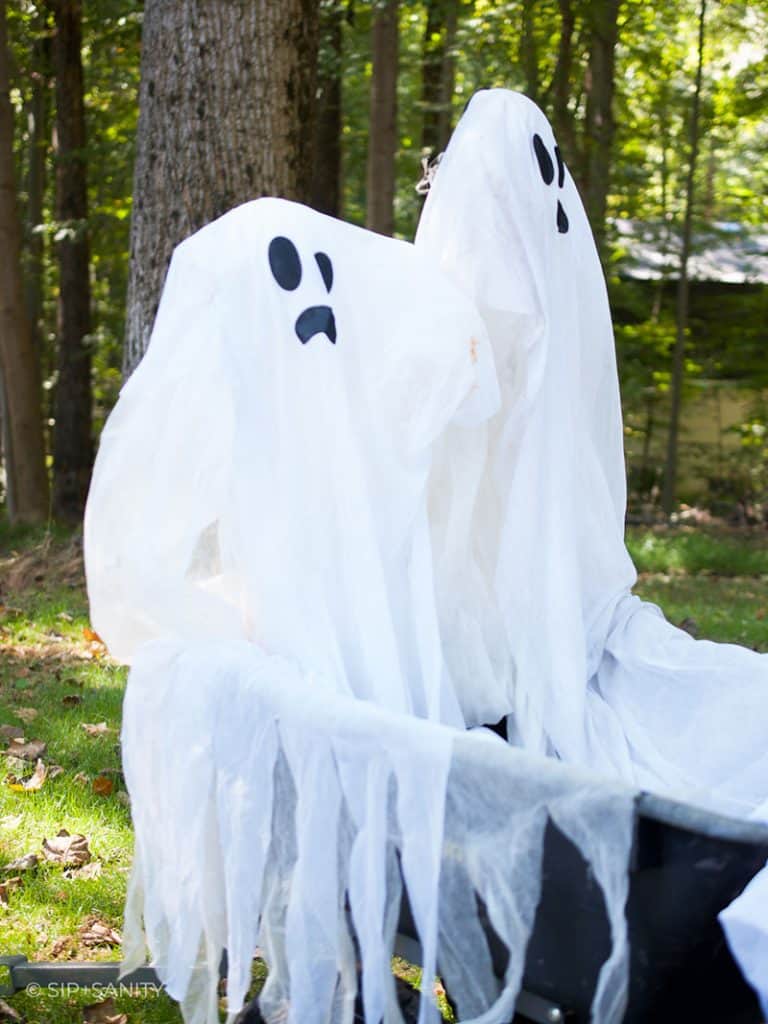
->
xmin=1 ymin=521 xmax=767 ymax=1023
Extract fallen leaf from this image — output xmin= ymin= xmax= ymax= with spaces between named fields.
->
xmin=79 ymin=918 xmax=121 ymax=949
xmin=756 ymin=607 xmax=766 ymax=621
xmin=116 ymin=791 xmax=130 ymax=808
xmin=3 ymin=853 xmax=38 ymax=872
xmin=14 ymin=708 xmax=37 ymax=724
xmin=0 ymin=876 xmax=23 ymax=904
xmin=6 ymin=758 xmax=47 ymax=792
xmin=49 ymin=935 xmax=75 ymax=959
xmin=48 ymin=764 xmax=65 ymax=779
xmin=64 ymin=861 xmax=102 ymax=881
xmin=57 ymin=611 xmax=73 ymax=623
xmin=92 ymin=776 xmax=113 ymax=797
xmin=81 ymin=722 xmax=111 ymax=738
xmin=0 ymin=997 xmax=23 ymax=1022
xmin=73 ymin=772 xmax=90 ymax=785
xmin=0 ymin=813 xmax=23 ymax=830
xmin=4 ymin=738 xmax=46 ymax=761
xmin=82 ymin=627 xmax=103 ymax=644
xmin=0 ymin=725 xmax=24 ymax=741
xmin=83 ymin=997 xmax=127 ymax=1024
xmin=62 ymin=694 xmax=82 ymax=707
xmin=42 ymin=829 xmax=91 ymax=866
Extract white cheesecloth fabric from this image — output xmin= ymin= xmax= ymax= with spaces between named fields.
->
xmin=415 ymin=87 xmax=768 ymax=1005
xmin=85 ymin=197 xmax=635 ymax=1023
xmin=120 ymin=637 xmax=635 ymax=1024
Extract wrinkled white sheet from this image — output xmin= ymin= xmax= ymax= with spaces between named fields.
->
xmin=415 ymin=87 xmax=768 ymax=1007
xmin=121 ymin=637 xmax=635 ymax=1024
xmin=85 ymin=196 xmax=637 ymax=1024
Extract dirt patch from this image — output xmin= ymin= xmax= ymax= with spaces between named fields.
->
xmin=0 ymin=532 xmax=85 ymax=596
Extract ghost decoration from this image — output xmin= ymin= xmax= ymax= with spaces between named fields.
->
xmin=416 ymin=88 xmax=768 ymax=1006
xmin=85 ymin=197 xmax=636 ymax=1024
xmin=85 ymin=196 xmax=499 ymax=725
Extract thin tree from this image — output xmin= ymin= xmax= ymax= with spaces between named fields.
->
xmin=49 ymin=0 xmax=92 ymax=522
xmin=366 ymin=0 xmax=398 ymax=236
xmin=124 ymin=0 xmax=319 ymax=375
xmin=662 ymin=0 xmax=707 ymax=515
xmin=421 ymin=0 xmax=457 ymax=158
xmin=312 ymin=0 xmax=344 ymax=217
xmin=0 ymin=0 xmax=49 ymax=523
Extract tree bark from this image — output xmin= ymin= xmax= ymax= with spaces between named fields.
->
xmin=421 ymin=0 xmax=457 ymax=157
xmin=366 ymin=0 xmax=398 ymax=236
xmin=124 ymin=0 xmax=319 ymax=375
xmin=50 ymin=0 xmax=92 ymax=522
xmin=0 ymin=0 xmax=49 ymax=523
xmin=662 ymin=0 xmax=707 ymax=516
xmin=551 ymin=0 xmax=576 ymax=163
xmin=311 ymin=0 xmax=343 ymax=217
xmin=24 ymin=24 xmax=50 ymax=360
xmin=581 ymin=0 xmax=620 ymax=255
xmin=519 ymin=0 xmax=539 ymax=106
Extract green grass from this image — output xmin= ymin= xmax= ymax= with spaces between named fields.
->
xmin=1 ymin=522 xmax=767 ymax=1022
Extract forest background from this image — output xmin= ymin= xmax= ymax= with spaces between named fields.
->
xmin=1 ymin=0 xmax=768 ymax=528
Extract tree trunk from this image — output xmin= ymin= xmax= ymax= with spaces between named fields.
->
xmin=552 ymin=0 xmax=576 ymax=162
xmin=581 ymin=0 xmax=620 ymax=254
xmin=421 ymin=0 xmax=457 ymax=157
xmin=50 ymin=0 xmax=92 ymax=522
xmin=311 ymin=0 xmax=343 ymax=217
xmin=0 ymin=0 xmax=49 ymax=523
xmin=519 ymin=0 xmax=539 ymax=105
xmin=124 ymin=0 xmax=319 ymax=375
xmin=366 ymin=0 xmax=398 ymax=236
xmin=662 ymin=0 xmax=707 ymax=516
xmin=24 ymin=24 xmax=50 ymax=360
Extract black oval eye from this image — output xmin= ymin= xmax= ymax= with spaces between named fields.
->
xmin=268 ymin=236 xmax=302 ymax=291
xmin=315 ymin=252 xmax=333 ymax=292
xmin=556 ymin=200 xmax=569 ymax=234
xmin=555 ymin=145 xmax=565 ymax=189
xmin=533 ymin=134 xmax=554 ymax=185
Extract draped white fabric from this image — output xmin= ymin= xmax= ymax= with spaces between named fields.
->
xmin=85 ymin=197 xmax=635 ymax=1023
xmin=415 ymin=88 xmax=768 ymax=1005
xmin=120 ymin=637 xmax=635 ymax=1024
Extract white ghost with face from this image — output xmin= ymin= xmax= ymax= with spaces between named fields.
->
xmin=417 ymin=89 xmax=768 ymax=809
xmin=85 ymin=196 xmax=498 ymax=725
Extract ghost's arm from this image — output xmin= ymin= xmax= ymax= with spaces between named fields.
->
xmin=84 ymin=248 xmax=242 ymax=663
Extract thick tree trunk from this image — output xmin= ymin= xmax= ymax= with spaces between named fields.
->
xmin=311 ymin=0 xmax=343 ymax=217
xmin=366 ymin=0 xmax=398 ymax=236
xmin=124 ymin=0 xmax=319 ymax=375
xmin=581 ymin=0 xmax=620 ymax=254
xmin=662 ymin=0 xmax=707 ymax=516
xmin=421 ymin=0 xmax=457 ymax=157
xmin=0 ymin=0 xmax=49 ymax=523
xmin=50 ymin=0 xmax=92 ymax=522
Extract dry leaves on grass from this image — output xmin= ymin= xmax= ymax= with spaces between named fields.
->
xmin=4 ymin=738 xmax=46 ymax=761
xmin=92 ymin=775 xmax=113 ymax=797
xmin=0 ymin=876 xmax=23 ymax=904
xmin=6 ymin=758 xmax=47 ymax=792
xmin=42 ymin=829 xmax=91 ymax=866
xmin=83 ymin=996 xmax=127 ymax=1024
xmin=64 ymin=861 xmax=102 ymax=881
xmin=0 ymin=813 xmax=23 ymax=830
xmin=13 ymin=707 xmax=37 ymax=724
xmin=81 ymin=722 xmax=113 ymax=738
xmin=3 ymin=853 xmax=38 ymax=872
xmin=0 ymin=725 xmax=24 ymax=741
xmin=49 ymin=935 xmax=76 ymax=959
xmin=79 ymin=917 xmax=122 ymax=949
xmin=62 ymin=693 xmax=82 ymax=707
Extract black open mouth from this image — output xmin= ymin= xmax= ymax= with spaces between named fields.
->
xmin=295 ymin=305 xmax=337 ymax=345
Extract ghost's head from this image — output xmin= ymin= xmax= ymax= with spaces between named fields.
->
xmin=268 ymin=236 xmax=337 ymax=345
